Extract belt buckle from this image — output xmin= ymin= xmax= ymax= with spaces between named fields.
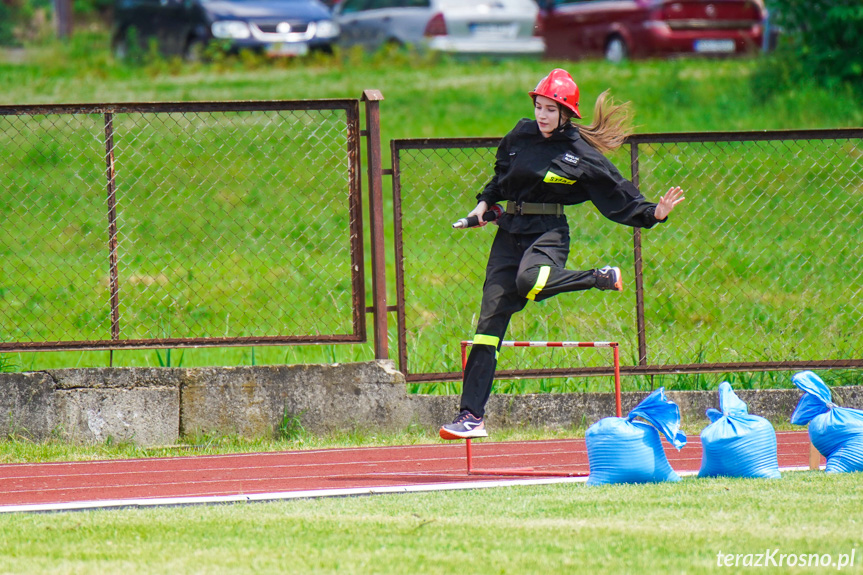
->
xmin=515 ymin=202 xmax=524 ymax=215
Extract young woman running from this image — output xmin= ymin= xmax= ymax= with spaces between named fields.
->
xmin=440 ymin=68 xmax=685 ymax=440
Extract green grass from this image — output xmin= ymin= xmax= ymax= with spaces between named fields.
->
xmin=0 ymin=472 xmax=860 ymax=574
xmin=5 ymin=32 xmax=863 ymax=134
xmin=1 ymin=32 xmax=862 ymax=392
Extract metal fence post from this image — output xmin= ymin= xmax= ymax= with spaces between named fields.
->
xmin=630 ymin=141 xmax=648 ymax=366
xmin=54 ymin=0 xmax=73 ymax=39
xmin=103 ymin=112 xmax=121 ymax=344
xmin=362 ymin=90 xmax=388 ymax=359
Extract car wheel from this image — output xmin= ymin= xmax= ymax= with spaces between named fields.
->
xmin=184 ymin=38 xmax=207 ymax=62
xmin=113 ymin=37 xmax=129 ymax=61
xmin=377 ymin=37 xmax=404 ymax=55
xmin=112 ymin=28 xmax=137 ymax=61
xmin=605 ymin=35 xmax=628 ymax=63
xmin=311 ymin=43 xmax=334 ymax=55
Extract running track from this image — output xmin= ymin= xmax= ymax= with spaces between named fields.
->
xmin=0 ymin=431 xmax=820 ymax=513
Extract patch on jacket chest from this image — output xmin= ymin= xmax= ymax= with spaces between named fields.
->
xmin=562 ymin=152 xmax=580 ymax=167
xmin=543 ymin=170 xmax=577 ymax=185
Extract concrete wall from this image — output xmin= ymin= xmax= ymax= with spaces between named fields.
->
xmin=53 ymin=368 xmax=181 ymax=446
xmin=0 ymin=372 xmax=55 ymax=439
xmin=1 ymin=361 xmax=861 ymax=446
xmin=180 ymin=362 xmax=412 ymax=437
xmin=0 ymin=361 xmax=410 ymax=444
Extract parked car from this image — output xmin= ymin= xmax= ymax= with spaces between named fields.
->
xmin=539 ymin=0 xmax=765 ymax=62
xmin=332 ymin=0 xmax=544 ymax=56
xmin=112 ymin=0 xmax=341 ymax=60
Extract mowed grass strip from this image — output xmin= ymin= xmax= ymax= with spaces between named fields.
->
xmin=0 ymin=472 xmax=859 ymax=574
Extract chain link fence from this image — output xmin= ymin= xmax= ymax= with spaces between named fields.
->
xmin=3 ymin=99 xmax=861 ymax=382
xmin=0 ymin=101 xmax=365 ymax=351
xmin=391 ymin=130 xmax=863 ymax=384
xmin=629 ymin=131 xmax=863 ymax=372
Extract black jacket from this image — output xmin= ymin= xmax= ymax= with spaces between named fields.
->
xmin=477 ymin=118 xmax=664 ymax=234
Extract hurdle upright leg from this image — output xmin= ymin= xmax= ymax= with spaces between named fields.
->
xmin=456 ymin=339 xmax=620 ymax=478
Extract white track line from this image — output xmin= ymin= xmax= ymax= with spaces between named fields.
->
xmin=0 ymin=476 xmax=588 ymax=514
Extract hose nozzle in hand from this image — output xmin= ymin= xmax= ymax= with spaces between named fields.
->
xmin=452 ymin=204 xmax=504 ymax=229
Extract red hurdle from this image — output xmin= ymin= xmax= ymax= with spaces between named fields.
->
xmin=459 ymin=339 xmax=622 ymax=477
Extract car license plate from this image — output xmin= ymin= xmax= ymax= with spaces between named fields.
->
xmin=267 ymin=43 xmax=309 ymax=57
xmin=469 ymin=23 xmax=518 ymax=39
xmin=694 ymin=39 xmax=736 ymax=53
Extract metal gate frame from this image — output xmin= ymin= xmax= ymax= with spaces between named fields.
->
xmin=0 ymin=98 xmax=377 ymax=353
xmin=390 ymin=130 xmax=863 ymax=383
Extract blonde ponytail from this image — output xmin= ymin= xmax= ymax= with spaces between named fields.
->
xmin=576 ymin=90 xmax=634 ymax=154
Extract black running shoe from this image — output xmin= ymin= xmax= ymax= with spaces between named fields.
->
xmin=439 ymin=410 xmax=488 ymax=440
xmin=593 ymin=266 xmax=623 ymax=291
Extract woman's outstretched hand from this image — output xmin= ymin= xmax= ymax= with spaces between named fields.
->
xmin=655 ymin=186 xmax=685 ymax=221
xmin=468 ymin=200 xmax=490 ymax=226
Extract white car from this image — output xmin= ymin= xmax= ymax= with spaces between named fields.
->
xmin=333 ymin=0 xmax=544 ymax=55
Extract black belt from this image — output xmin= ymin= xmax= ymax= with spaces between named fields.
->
xmin=506 ymin=202 xmax=565 ymax=216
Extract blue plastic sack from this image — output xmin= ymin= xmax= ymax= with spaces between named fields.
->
xmin=791 ymin=371 xmax=863 ymax=474
xmin=586 ymin=388 xmax=687 ymax=485
xmin=698 ymin=382 xmax=781 ymax=479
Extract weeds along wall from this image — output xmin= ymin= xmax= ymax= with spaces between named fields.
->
xmin=0 ymin=95 xmax=862 ymax=387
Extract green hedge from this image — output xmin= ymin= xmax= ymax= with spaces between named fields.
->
xmin=0 ymin=0 xmax=111 ymax=45
xmin=762 ymin=0 xmax=863 ymax=92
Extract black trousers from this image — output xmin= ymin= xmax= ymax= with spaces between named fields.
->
xmin=459 ymin=226 xmax=597 ymax=418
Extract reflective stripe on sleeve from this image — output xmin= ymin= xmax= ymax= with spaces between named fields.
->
xmin=526 ymin=266 xmax=551 ymax=301
xmin=473 ymin=334 xmax=500 ymax=347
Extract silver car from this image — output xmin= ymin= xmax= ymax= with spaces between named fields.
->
xmin=333 ymin=0 xmax=544 ymax=55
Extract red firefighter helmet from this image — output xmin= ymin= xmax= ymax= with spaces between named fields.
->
xmin=529 ymin=68 xmax=581 ymax=119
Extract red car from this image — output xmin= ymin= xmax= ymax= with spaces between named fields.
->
xmin=539 ymin=0 xmax=765 ymax=61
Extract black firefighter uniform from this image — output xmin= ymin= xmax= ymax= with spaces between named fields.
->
xmin=460 ymin=118 xmax=667 ymax=418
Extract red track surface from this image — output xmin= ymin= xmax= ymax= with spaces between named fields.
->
xmin=0 ymin=432 xmax=819 ymax=512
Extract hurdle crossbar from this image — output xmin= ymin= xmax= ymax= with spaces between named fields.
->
xmin=459 ymin=339 xmax=622 ymax=477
